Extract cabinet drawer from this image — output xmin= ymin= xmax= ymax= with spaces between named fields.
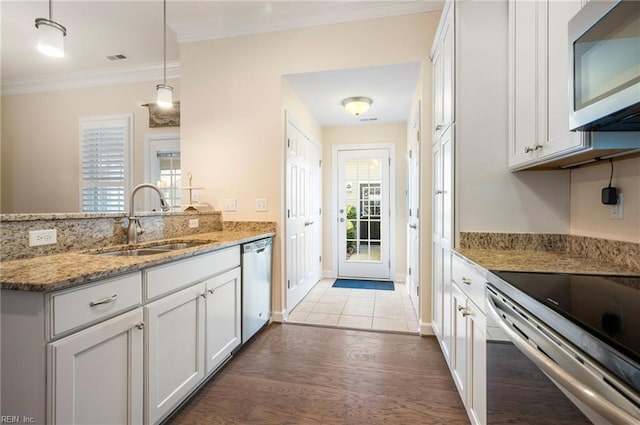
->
xmin=144 ymin=246 xmax=240 ymax=300
xmin=452 ymin=254 xmax=486 ymax=312
xmin=50 ymin=272 xmax=142 ymax=338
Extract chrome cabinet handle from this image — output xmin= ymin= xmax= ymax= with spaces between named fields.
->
xmin=409 ymin=224 xmax=417 ymax=229
xmin=90 ymin=294 xmax=118 ymax=307
xmin=435 ymin=124 xmax=443 ymax=131
xmin=304 ymin=221 xmax=314 ymax=226
xmin=457 ymin=306 xmax=466 ymax=312
xmin=201 ymin=293 xmax=208 ymax=299
xmin=462 ymin=310 xmax=471 ymax=317
xmin=524 ymin=144 xmax=543 ymax=153
xmin=435 ymin=190 xmax=444 ymax=195
xmin=462 ymin=277 xmax=472 ymax=285
xmin=208 ymin=289 xmax=215 ymax=295
xmin=135 ymin=322 xmax=144 ymax=330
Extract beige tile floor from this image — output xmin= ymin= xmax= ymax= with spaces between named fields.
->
xmin=287 ymin=278 xmax=419 ymax=333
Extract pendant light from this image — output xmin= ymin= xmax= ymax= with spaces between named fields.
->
xmin=35 ymin=0 xmax=67 ymax=58
xmin=156 ymin=0 xmax=173 ymax=109
xmin=342 ymin=97 xmax=372 ymax=116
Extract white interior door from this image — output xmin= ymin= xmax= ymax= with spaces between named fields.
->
xmin=286 ymin=117 xmax=322 ymax=313
xmin=337 ymin=148 xmax=391 ymax=280
xmin=407 ymin=103 xmax=421 ymax=316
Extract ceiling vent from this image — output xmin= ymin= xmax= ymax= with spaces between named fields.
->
xmin=360 ymin=117 xmax=378 ymax=122
xmin=106 ymin=54 xmax=127 ymax=61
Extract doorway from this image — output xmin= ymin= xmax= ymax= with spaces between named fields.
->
xmin=335 ymin=146 xmax=393 ymax=280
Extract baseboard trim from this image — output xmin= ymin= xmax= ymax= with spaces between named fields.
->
xmin=394 ymin=273 xmax=406 ymax=283
xmin=271 ymin=310 xmax=286 ymax=323
xmin=419 ymin=321 xmax=434 ymax=336
xmin=322 ymin=270 xmax=334 ymax=279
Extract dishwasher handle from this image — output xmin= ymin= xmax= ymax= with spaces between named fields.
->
xmin=243 ymin=238 xmax=272 ymax=254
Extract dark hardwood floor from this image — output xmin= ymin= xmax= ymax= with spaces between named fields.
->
xmin=167 ymin=323 xmax=469 ymax=424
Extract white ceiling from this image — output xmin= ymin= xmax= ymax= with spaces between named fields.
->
xmin=1 ymin=0 xmax=442 ymax=125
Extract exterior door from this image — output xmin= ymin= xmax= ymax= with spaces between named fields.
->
xmin=337 ymin=148 xmax=391 ymax=280
xmin=286 ymin=117 xmax=322 ymax=313
xmin=407 ymin=103 xmax=421 ymax=315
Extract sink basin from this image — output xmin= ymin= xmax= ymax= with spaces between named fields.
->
xmin=99 ymin=248 xmax=170 ymax=257
xmin=96 ymin=241 xmax=208 ymax=257
xmin=150 ymin=242 xmax=208 ymax=250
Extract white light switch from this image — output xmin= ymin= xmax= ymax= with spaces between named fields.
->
xmin=224 ymin=199 xmax=237 ymax=212
xmin=256 ymin=198 xmax=268 ymax=212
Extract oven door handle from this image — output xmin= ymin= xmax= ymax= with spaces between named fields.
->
xmin=486 ymin=291 xmax=639 ymax=425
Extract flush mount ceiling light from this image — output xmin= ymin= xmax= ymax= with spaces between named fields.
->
xmin=156 ymin=0 xmax=173 ymax=109
xmin=34 ymin=0 xmax=67 ymax=58
xmin=342 ymin=97 xmax=372 ymax=116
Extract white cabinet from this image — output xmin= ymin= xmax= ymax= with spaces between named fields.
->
xmin=48 ymin=308 xmax=144 ymax=425
xmin=508 ymin=0 xmax=586 ymax=170
xmin=451 ymin=280 xmax=486 ymax=425
xmin=145 ymin=282 xmax=207 ymax=425
xmin=432 ymin=0 xmax=455 ymax=140
xmin=205 ymin=267 xmax=242 ymax=374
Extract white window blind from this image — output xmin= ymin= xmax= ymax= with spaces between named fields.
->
xmin=79 ymin=115 xmax=132 ymax=212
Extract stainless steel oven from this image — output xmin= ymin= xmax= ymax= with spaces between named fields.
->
xmin=568 ymin=0 xmax=640 ymax=131
xmin=485 ymin=271 xmax=640 ymax=424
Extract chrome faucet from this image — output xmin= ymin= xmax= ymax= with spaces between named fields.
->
xmin=127 ymin=183 xmax=170 ymax=244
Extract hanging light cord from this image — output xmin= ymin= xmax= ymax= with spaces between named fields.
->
xmin=163 ymin=0 xmax=167 ymax=86
xmin=608 ymin=159 xmax=614 ymax=188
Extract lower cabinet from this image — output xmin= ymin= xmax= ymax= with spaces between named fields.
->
xmin=47 ymin=308 xmax=144 ymax=425
xmin=145 ymin=282 xmax=206 ymax=425
xmin=205 ymin=267 xmax=242 ymax=374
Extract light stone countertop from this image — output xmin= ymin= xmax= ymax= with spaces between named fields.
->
xmin=0 ymin=230 xmax=274 ymax=292
xmin=456 ymin=248 xmax=640 ymax=276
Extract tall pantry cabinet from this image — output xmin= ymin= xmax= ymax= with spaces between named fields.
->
xmin=430 ymin=1 xmax=509 ymax=425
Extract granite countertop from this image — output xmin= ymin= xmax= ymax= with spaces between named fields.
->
xmin=456 ymin=248 xmax=640 ymax=276
xmin=0 ymin=230 xmax=275 ymax=292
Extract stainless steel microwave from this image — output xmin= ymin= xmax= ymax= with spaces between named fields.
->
xmin=568 ymin=0 xmax=640 ymax=132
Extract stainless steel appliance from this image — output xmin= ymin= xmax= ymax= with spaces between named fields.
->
xmin=486 ymin=271 xmax=640 ymax=424
xmin=569 ymin=0 xmax=640 ymax=131
xmin=241 ymin=238 xmax=272 ymax=343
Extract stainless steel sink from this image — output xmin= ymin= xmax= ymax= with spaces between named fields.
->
xmin=96 ymin=241 xmax=208 ymax=257
xmin=150 ymin=242 xmax=208 ymax=250
xmin=99 ymin=248 xmax=170 ymax=257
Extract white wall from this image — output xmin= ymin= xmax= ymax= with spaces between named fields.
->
xmin=570 ymin=156 xmax=640 ymax=243
xmin=322 ymin=123 xmax=408 ymax=280
xmin=180 ymin=13 xmax=440 ymax=317
xmin=1 ymin=79 xmax=180 ymax=213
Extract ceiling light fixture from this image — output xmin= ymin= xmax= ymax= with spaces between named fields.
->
xmin=156 ymin=0 xmax=173 ymax=109
xmin=35 ymin=0 xmax=67 ymax=58
xmin=342 ymin=97 xmax=372 ymax=116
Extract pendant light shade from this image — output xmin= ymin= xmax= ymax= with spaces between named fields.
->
xmin=156 ymin=0 xmax=174 ymax=109
xmin=156 ymin=84 xmax=173 ymax=108
xmin=35 ymin=1 xmax=66 ymax=58
xmin=342 ymin=97 xmax=372 ymax=116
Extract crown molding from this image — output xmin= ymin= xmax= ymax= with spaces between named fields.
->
xmin=1 ymin=61 xmax=180 ymax=96
xmin=173 ymin=1 xmax=441 ymax=43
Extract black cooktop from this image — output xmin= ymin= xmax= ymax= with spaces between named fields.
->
xmin=490 ymin=271 xmax=640 ymax=365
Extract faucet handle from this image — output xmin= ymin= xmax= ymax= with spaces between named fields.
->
xmin=137 ymin=220 xmax=145 ymax=236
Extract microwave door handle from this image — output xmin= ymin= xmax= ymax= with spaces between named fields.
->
xmin=486 ymin=292 xmax=639 ymax=425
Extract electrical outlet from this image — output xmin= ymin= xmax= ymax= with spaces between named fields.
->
xmin=192 ymin=191 xmax=199 ymax=202
xmin=610 ymin=193 xmax=624 ymax=220
xmin=189 ymin=218 xmax=199 ymax=228
xmin=256 ymin=198 xmax=268 ymax=212
xmin=224 ymin=199 xmax=237 ymax=212
xmin=29 ymin=229 xmax=57 ymax=247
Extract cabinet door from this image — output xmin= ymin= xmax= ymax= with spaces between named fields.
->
xmin=451 ymin=283 xmax=468 ymax=398
xmin=467 ymin=303 xmax=486 ymax=425
xmin=540 ymin=0 xmax=584 ymax=159
xmin=442 ymin=249 xmax=453 ymax=363
xmin=433 ymin=44 xmax=444 ymax=140
xmin=48 ymin=308 xmax=143 ymax=425
xmin=432 ymin=242 xmax=443 ymax=339
xmin=508 ymin=0 xmax=541 ymax=167
xmin=441 ymin=125 xmax=454 ymax=249
xmin=205 ymin=267 xmax=241 ymax=374
xmin=441 ymin=4 xmax=455 ymax=130
xmin=145 ymin=282 xmax=206 ymax=425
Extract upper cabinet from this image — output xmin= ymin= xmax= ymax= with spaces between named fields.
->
xmin=508 ymin=0 xmax=585 ymax=169
xmin=432 ymin=1 xmax=455 ymax=142
xmin=508 ymin=0 xmax=639 ymax=171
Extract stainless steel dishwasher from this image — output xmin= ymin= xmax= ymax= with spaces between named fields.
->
xmin=241 ymin=237 xmax=272 ymax=343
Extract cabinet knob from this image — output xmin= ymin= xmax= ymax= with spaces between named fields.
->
xmin=462 ymin=277 xmax=472 ymax=285
xmin=201 ymin=293 xmax=208 ymax=299
xmin=409 ymin=224 xmax=417 ymax=229
xmin=458 ymin=305 xmax=466 ymax=312
xmin=208 ymin=289 xmax=215 ymax=294
xmin=435 ymin=190 xmax=444 ymax=195
xmin=435 ymin=124 xmax=443 ymax=131
xmin=524 ymin=144 xmax=543 ymax=153
xmin=135 ymin=322 xmax=145 ymax=330
xmin=462 ymin=310 xmax=471 ymax=317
